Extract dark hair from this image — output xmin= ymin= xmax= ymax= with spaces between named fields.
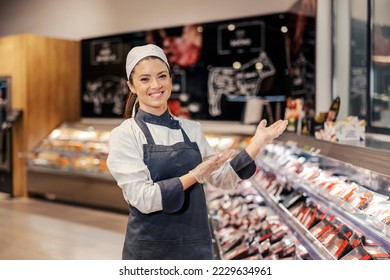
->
xmin=123 ymin=56 xmax=171 ymax=119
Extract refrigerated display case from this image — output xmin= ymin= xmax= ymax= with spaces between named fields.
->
xmin=252 ymin=142 xmax=390 ymax=260
xmin=26 ymin=121 xmax=128 ymax=212
xmin=26 ymin=119 xmax=390 ymax=258
xmin=26 ymin=122 xmax=248 ymax=213
xmin=203 ymin=130 xmax=390 ymax=260
xmin=207 ymin=180 xmax=312 ymax=260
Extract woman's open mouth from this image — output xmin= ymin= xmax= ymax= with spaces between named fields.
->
xmin=149 ymin=92 xmax=163 ymax=99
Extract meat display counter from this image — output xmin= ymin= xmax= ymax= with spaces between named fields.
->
xmin=251 ymin=142 xmax=390 ymax=260
xmin=203 ymin=130 xmax=390 ymax=260
xmin=26 ymin=121 xmax=128 ymax=212
xmin=26 ymin=122 xmax=249 ymax=213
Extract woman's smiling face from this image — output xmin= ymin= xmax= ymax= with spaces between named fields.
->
xmin=128 ymin=57 xmax=172 ymax=115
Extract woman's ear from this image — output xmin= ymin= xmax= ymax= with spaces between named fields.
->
xmin=127 ymin=81 xmax=136 ymax=93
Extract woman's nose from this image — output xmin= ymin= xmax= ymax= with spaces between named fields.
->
xmin=151 ymin=77 xmax=161 ymax=89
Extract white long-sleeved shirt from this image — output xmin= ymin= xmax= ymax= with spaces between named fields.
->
xmin=106 ymin=110 xmax=256 ymax=214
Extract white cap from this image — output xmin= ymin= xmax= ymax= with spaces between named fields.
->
xmin=125 ymin=44 xmax=170 ymax=80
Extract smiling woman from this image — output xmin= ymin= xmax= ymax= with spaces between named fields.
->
xmin=106 ymin=44 xmax=288 ymax=260
xmin=128 ymin=57 xmax=172 ymax=116
xmin=124 ymin=44 xmax=173 ymax=119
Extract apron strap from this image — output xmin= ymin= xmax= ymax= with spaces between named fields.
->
xmin=180 ymin=127 xmax=192 ymax=144
xmin=135 ymin=118 xmax=155 ymax=144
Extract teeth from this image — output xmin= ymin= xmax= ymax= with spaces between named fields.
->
xmin=150 ymin=92 xmax=162 ymax=97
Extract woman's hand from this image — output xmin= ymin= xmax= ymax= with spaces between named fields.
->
xmin=251 ymin=119 xmax=288 ymax=149
xmin=189 ymin=149 xmax=235 ymax=183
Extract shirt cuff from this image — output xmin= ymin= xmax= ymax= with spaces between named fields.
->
xmin=229 ymin=149 xmax=257 ymax=179
xmin=157 ymin=177 xmax=185 ymax=213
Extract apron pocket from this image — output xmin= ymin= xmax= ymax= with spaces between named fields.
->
xmin=183 ymin=237 xmax=213 ymax=260
xmin=138 ymin=237 xmax=212 ymax=260
xmin=139 ymin=239 xmax=182 ymax=260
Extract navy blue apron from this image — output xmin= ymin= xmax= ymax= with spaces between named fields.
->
xmin=122 ymin=113 xmax=212 ymax=260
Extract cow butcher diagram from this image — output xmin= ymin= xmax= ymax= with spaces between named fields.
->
xmin=83 ymin=75 xmax=129 ymax=116
xmin=207 ymin=51 xmax=276 ymax=117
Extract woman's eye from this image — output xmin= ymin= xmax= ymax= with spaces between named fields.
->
xmin=140 ymin=77 xmax=149 ymax=82
xmin=159 ymin=74 xmax=167 ymax=79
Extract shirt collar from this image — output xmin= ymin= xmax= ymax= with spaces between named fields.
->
xmin=136 ymin=109 xmax=181 ymax=129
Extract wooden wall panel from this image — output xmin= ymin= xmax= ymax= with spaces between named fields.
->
xmin=0 ymin=34 xmax=80 ymax=197
xmin=26 ymin=35 xmax=80 ymax=151
xmin=0 ymin=35 xmax=28 ymax=196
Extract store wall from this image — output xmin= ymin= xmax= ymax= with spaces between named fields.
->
xmin=0 ymin=0 xmax=332 ymax=116
xmin=0 ymin=36 xmax=27 ymax=196
xmin=0 ymin=0 xmax=296 ymax=40
xmin=0 ymin=34 xmax=80 ymax=196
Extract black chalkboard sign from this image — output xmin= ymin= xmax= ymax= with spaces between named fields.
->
xmin=81 ymin=13 xmax=315 ymax=121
